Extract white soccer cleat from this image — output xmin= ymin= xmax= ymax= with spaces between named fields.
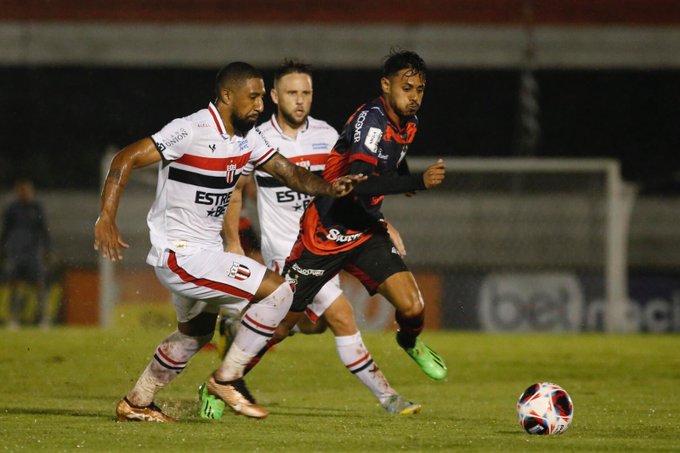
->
xmin=382 ymin=394 xmax=423 ymax=415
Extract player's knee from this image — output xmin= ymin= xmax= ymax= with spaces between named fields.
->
xmin=272 ymin=323 xmax=291 ymax=342
xmin=398 ymin=292 xmax=425 ymax=319
xmin=297 ymin=316 xmax=328 ymax=335
xmin=324 ymin=303 xmax=357 ymax=336
xmin=253 ymin=269 xmax=286 ymax=302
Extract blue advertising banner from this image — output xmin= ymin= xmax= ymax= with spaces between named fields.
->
xmin=442 ymin=273 xmax=680 ymax=332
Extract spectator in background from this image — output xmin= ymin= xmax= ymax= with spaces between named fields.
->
xmin=1 ymin=179 xmax=51 ymax=330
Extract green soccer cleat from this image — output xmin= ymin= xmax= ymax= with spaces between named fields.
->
xmin=404 ymin=337 xmax=448 ymax=381
xmin=382 ymin=394 xmax=423 ymax=415
xmin=198 ymin=383 xmax=225 ymax=420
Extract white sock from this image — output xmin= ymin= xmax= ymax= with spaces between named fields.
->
xmin=215 ymin=282 xmax=293 ymax=381
xmin=335 ymin=332 xmax=396 ymax=405
xmin=127 ymin=330 xmax=212 ymax=406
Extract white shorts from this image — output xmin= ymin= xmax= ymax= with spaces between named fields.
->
xmin=155 ymin=248 xmax=267 ymax=323
xmin=268 ymin=257 xmax=341 ymax=323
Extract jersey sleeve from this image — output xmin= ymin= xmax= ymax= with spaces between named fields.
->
xmin=347 ymin=108 xmax=386 ymax=174
xmin=150 ymin=118 xmax=193 ymax=161
xmin=246 ymin=127 xmax=277 ymax=169
xmin=240 ymin=161 xmax=255 ymax=177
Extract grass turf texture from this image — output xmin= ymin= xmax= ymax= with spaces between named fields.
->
xmin=0 ymin=327 xmax=677 ymax=452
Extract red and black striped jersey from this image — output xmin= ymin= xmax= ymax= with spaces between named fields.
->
xmin=298 ymin=96 xmax=418 ymax=255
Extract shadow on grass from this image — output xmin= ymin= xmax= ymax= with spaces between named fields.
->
xmin=1 ymin=406 xmax=106 ymax=418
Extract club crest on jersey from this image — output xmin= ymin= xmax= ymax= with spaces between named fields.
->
xmin=228 ymin=263 xmax=251 ymax=281
xmin=225 ymin=163 xmax=238 ymax=184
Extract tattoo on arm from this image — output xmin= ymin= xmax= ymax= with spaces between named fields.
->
xmin=266 ymin=154 xmax=331 ymax=196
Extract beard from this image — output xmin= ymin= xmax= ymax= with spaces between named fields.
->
xmin=279 ymin=108 xmax=307 ymax=129
xmin=231 ymin=113 xmax=258 ymax=134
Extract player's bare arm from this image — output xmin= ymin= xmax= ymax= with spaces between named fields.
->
xmin=223 ymin=176 xmax=249 ymax=255
xmin=94 ymin=138 xmax=162 ymax=261
xmin=261 ymin=152 xmax=365 ymax=197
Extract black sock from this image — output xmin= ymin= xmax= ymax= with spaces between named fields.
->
xmin=395 ymin=310 xmax=424 ymax=349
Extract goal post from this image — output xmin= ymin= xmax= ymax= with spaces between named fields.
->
xmin=98 ymin=146 xmax=160 ymax=327
xmin=385 ymin=157 xmax=636 ymax=333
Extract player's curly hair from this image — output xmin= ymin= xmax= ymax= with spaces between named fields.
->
xmin=382 ymin=49 xmax=427 ymax=81
xmin=273 ymin=59 xmax=313 ymax=87
xmin=214 ymin=62 xmax=263 ymax=98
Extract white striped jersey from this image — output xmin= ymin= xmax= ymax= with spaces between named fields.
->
xmin=146 ymin=103 xmax=275 ymax=266
xmin=243 ymin=115 xmax=338 ymax=268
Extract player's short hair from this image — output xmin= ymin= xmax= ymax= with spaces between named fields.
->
xmin=214 ymin=62 xmax=263 ymax=97
xmin=382 ymin=50 xmax=427 ymax=81
xmin=273 ymin=59 xmax=313 ymax=87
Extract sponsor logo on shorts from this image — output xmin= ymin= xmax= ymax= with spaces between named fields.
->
xmin=326 ymin=229 xmax=362 ymax=243
xmin=284 ymin=273 xmax=297 ymax=293
xmin=292 ymin=263 xmax=325 ymax=277
xmin=228 ymin=263 xmax=251 ymax=281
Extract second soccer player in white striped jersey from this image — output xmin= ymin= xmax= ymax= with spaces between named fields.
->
xmin=213 ymin=60 xmax=421 ymax=416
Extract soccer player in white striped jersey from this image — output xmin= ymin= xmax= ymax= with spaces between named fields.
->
xmin=214 ymin=60 xmax=421 ymax=416
xmin=94 ymin=62 xmax=364 ymax=422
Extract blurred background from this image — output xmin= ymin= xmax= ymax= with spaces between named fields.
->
xmin=1 ymin=0 xmax=679 ymax=333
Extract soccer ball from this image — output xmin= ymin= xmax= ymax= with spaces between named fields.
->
xmin=516 ymin=382 xmax=574 ymax=435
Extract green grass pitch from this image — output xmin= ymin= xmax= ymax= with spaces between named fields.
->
xmin=0 ymin=327 xmax=678 ymax=452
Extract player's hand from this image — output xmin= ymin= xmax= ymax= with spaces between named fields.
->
xmin=330 ymin=173 xmax=367 ymax=197
xmin=94 ymin=215 xmax=129 ymax=261
xmin=423 ymin=159 xmax=446 ymax=189
xmin=385 ymin=221 xmax=407 ymax=256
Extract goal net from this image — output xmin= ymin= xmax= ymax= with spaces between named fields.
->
xmin=381 ymin=157 xmax=635 ymax=332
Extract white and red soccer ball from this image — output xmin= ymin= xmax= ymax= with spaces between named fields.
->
xmin=516 ymin=382 xmax=574 ymax=435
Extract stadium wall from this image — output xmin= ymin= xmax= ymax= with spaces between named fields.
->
xmin=1 ymin=66 xmax=679 ymax=190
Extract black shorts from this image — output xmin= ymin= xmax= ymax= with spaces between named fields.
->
xmin=283 ymin=231 xmax=409 ymax=312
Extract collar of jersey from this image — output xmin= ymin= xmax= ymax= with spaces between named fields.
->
xmin=270 ymin=113 xmax=309 ymax=141
xmin=208 ymin=102 xmax=232 ymax=140
xmin=378 ymin=96 xmax=413 ymax=133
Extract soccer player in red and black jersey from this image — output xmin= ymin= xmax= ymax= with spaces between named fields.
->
xmin=272 ymin=50 xmax=447 ymax=381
